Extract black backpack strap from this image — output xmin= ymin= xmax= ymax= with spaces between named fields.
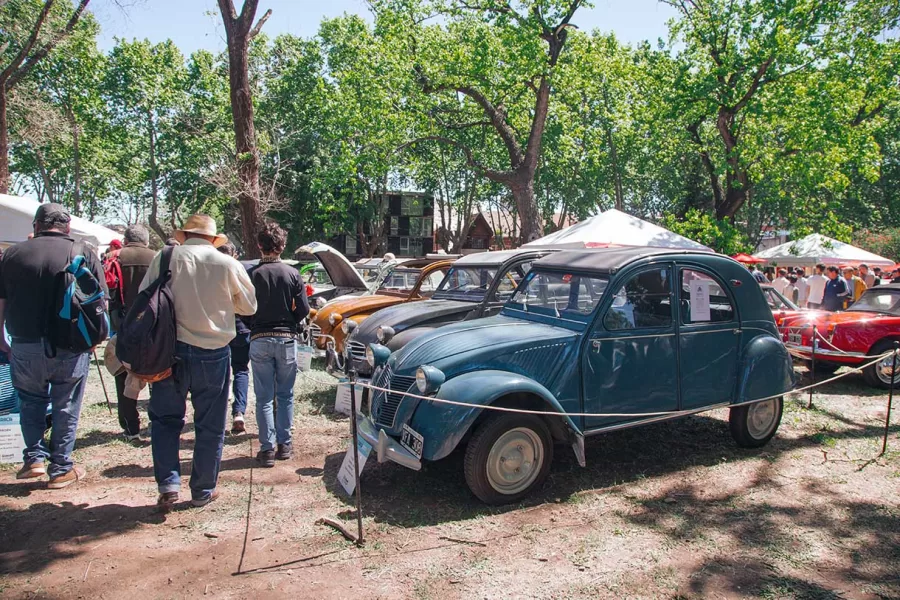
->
xmin=160 ymin=246 xmax=174 ymax=280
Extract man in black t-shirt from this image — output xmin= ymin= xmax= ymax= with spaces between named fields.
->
xmin=0 ymin=203 xmax=106 ymax=489
xmin=246 ymin=222 xmax=309 ymax=466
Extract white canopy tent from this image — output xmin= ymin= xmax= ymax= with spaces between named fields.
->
xmin=754 ymin=233 xmax=894 ymax=268
xmin=523 ymin=208 xmax=712 ymax=252
xmin=0 ymin=194 xmax=122 ymax=252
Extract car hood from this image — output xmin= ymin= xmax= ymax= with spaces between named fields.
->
xmin=391 ymin=315 xmax=578 ymax=376
xmin=296 ymin=241 xmax=368 ymax=291
xmin=353 ymin=299 xmax=477 ymax=341
xmin=313 ymin=293 xmax=409 ymax=330
xmin=782 ymin=310 xmax=895 ymax=327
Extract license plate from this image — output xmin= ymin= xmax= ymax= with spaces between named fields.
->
xmin=788 ymin=333 xmax=802 ymax=345
xmin=400 ymin=424 xmax=424 ymax=460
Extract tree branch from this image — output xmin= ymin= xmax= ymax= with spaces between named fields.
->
xmin=248 ymin=8 xmax=271 ymax=39
xmin=0 ymin=0 xmax=55 ymax=85
xmin=730 ymin=56 xmax=773 ymax=113
xmin=397 ymin=136 xmax=513 ymax=183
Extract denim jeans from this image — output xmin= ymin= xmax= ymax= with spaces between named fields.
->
xmin=250 ymin=337 xmax=297 ymax=452
xmin=9 ymin=340 xmax=90 ymax=477
xmin=229 ymin=333 xmax=250 ymax=416
xmin=149 ymin=342 xmax=230 ymax=500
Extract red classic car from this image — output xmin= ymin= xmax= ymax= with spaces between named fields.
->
xmin=760 ymin=284 xmax=804 ymax=329
xmin=782 ymin=284 xmax=900 ymax=388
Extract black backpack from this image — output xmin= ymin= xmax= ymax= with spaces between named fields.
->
xmin=47 ymin=242 xmax=110 ymax=355
xmin=115 ymin=246 xmax=177 ymax=378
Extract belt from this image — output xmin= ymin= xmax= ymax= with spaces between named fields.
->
xmin=250 ymin=331 xmax=298 ymax=342
xmin=10 ymin=336 xmax=44 ymax=344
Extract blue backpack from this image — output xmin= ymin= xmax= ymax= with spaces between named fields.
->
xmin=47 ymin=242 xmax=110 ymax=355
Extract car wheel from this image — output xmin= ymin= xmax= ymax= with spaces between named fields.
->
xmin=464 ymin=413 xmax=553 ymax=505
xmin=729 ymin=397 xmax=783 ymax=448
xmin=863 ymin=340 xmax=900 ymax=389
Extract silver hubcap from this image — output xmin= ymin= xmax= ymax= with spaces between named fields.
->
xmin=486 ymin=427 xmax=544 ymax=495
xmin=747 ymin=399 xmax=778 ymax=439
xmin=876 ymin=355 xmax=899 ymax=385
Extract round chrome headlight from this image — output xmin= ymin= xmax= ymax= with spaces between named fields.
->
xmin=415 ymin=365 xmax=446 ymax=395
xmin=365 ymin=345 xmax=375 ymax=368
xmin=342 ymin=319 xmax=358 ymax=335
xmin=415 ymin=368 xmax=428 ymax=393
xmin=328 ymin=313 xmax=343 ymax=327
xmin=376 ymin=325 xmax=395 ymax=344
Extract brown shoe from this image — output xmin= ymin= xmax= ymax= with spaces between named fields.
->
xmin=16 ymin=461 xmax=46 ymax=480
xmin=275 ymin=443 xmax=293 ymax=461
xmin=191 ymin=489 xmax=219 ymax=508
xmin=48 ymin=466 xmax=84 ymax=489
xmin=157 ymin=491 xmax=179 ymax=513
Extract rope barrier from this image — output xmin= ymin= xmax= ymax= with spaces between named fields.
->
xmin=330 ymin=350 xmax=898 ymax=421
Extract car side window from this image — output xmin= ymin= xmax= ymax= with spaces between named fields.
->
xmin=492 ymin=262 xmax=533 ymax=303
xmin=603 ymin=267 xmax=672 ymax=331
xmin=420 ymin=270 xmax=448 ymax=295
xmin=681 ymin=269 xmax=734 ymax=323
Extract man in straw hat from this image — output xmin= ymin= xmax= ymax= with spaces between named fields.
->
xmin=141 ymin=214 xmax=257 ymax=512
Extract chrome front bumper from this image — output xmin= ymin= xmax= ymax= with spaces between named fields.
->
xmin=785 ymin=344 xmax=866 ymax=360
xmin=356 ymin=415 xmax=422 ymax=471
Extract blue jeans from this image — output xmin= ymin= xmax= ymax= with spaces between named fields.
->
xmin=9 ymin=340 xmax=89 ymax=477
xmin=229 ymin=333 xmax=250 ymax=416
xmin=149 ymin=342 xmax=230 ymax=500
xmin=250 ymin=337 xmax=298 ymax=452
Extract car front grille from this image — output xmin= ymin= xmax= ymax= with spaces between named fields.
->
xmin=347 ymin=340 xmax=367 ymax=362
xmin=370 ymin=366 xmax=417 ymax=429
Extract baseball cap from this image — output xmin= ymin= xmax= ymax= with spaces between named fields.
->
xmin=33 ymin=202 xmax=71 ymax=224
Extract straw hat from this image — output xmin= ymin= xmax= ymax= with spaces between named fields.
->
xmin=174 ymin=214 xmax=228 ymax=248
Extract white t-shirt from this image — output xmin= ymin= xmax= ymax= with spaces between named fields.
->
xmin=795 ymin=277 xmax=809 ymax=307
xmin=807 ymin=274 xmax=828 ymax=305
xmin=772 ymin=276 xmax=790 ymax=295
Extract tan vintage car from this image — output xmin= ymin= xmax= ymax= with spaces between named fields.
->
xmin=309 ymin=257 xmax=456 ymax=361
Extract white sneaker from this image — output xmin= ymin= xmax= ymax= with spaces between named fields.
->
xmin=231 ymin=414 xmax=245 ymax=434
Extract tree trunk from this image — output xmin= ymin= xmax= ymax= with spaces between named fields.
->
xmin=66 ymin=105 xmax=82 ymax=216
xmin=0 ymin=88 xmax=8 ymax=194
xmin=33 ymin=147 xmax=54 ymax=203
xmin=147 ymin=114 xmax=167 ymax=242
xmin=510 ymin=180 xmax=542 ymax=246
xmin=218 ymin=0 xmax=269 ymax=259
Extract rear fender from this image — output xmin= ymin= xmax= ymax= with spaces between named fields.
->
xmin=738 ymin=333 xmax=795 ymax=403
xmin=411 ymin=370 xmax=584 ymax=464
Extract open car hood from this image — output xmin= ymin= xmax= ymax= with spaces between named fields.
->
xmin=296 ymin=242 xmax=368 ymax=291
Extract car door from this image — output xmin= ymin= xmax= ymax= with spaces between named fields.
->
xmin=582 ymin=264 xmax=679 ymax=429
xmin=677 ymin=267 xmax=740 ymax=410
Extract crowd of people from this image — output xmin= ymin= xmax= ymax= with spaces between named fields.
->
xmin=750 ymin=262 xmax=898 ymax=311
xmin=0 ymin=204 xmax=308 ymax=512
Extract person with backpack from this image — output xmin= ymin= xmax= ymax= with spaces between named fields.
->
xmin=137 ymin=215 xmax=256 ymax=512
xmin=111 ymin=224 xmax=156 ymax=442
xmin=246 ymin=222 xmax=309 ymax=467
xmin=0 ymin=203 xmax=108 ymax=489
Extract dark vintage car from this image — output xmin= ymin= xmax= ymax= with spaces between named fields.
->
xmin=343 ymin=249 xmax=553 ymax=377
xmin=358 ymin=248 xmax=795 ymax=504
xmin=783 ymin=284 xmax=900 ymax=388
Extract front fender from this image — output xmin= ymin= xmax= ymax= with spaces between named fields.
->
xmin=737 ymin=333 xmax=796 ymax=403
xmin=410 ymin=370 xmax=581 ymax=461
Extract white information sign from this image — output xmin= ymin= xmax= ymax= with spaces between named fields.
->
xmin=337 ymin=435 xmax=372 ymax=495
xmin=689 ymin=279 xmax=711 ymax=322
xmin=0 ymin=413 xmax=25 ymax=464
xmin=334 ymin=378 xmax=366 ymax=416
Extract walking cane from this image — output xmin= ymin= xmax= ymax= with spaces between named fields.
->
xmin=92 ymin=348 xmax=113 ymax=415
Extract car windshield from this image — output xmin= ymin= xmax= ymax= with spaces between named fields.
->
xmin=377 ymin=268 xmax=422 ymax=293
xmin=507 ymin=270 xmax=609 ymax=323
xmin=849 ymin=289 xmax=900 ymax=315
xmin=763 ymin=287 xmax=798 ymax=310
xmin=300 ymin=264 xmax=333 ymax=287
xmin=433 ymin=266 xmax=498 ymax=300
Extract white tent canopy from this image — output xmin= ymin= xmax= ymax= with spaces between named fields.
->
xmin=0 ymin=195 xmax=122 ymax=252
xmin=523 ymin=208 xmax=712 ymax=252
xmin=755 ymin=233 xmax=894 ymax=268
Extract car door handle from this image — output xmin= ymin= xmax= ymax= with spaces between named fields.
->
xmin=733 ymin=329 xmax=742 ymax=335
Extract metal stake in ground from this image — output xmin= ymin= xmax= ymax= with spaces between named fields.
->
xmin=92 ymin=348 xmax=112 ymax=415
xmin=880 ymin=342 xmax=898 ymax=456
xmin=807 ymin=325 xmax=818 ymax=409
xmin=348 ymin=367 xmax=365 ymax=546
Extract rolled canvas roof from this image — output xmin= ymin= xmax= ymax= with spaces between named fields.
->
xmin=754 ymin=233 xmax=894 ymax=268
xmin=0 ymin=194 xmax=122 ymax=251
xmin=523 ymin=209 xmax=712 ymax=252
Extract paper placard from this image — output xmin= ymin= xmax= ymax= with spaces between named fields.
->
xmin=297 ymin=345 xmax=313 ymax=372
xmin=334 ymin=378 xmax=365 ymax=416
xmin=0 ymin=413 xmax=25 ymax=464
xmin=689 ymin=279 xmax=711 ymax=322
xmin=337 ymin=435 xmax=372 ymax=495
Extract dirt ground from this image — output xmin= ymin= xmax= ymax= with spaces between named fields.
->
xmin=0 ymin=355 xmax=898 ymax=600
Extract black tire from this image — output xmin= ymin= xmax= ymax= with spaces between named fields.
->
xmin=863 ymin=340 xmax=900 ymax=389
xmin=464 ymin=413 xmax=553 ymax=505
xmin=729 ymin=397 xmax=783 ymax=448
